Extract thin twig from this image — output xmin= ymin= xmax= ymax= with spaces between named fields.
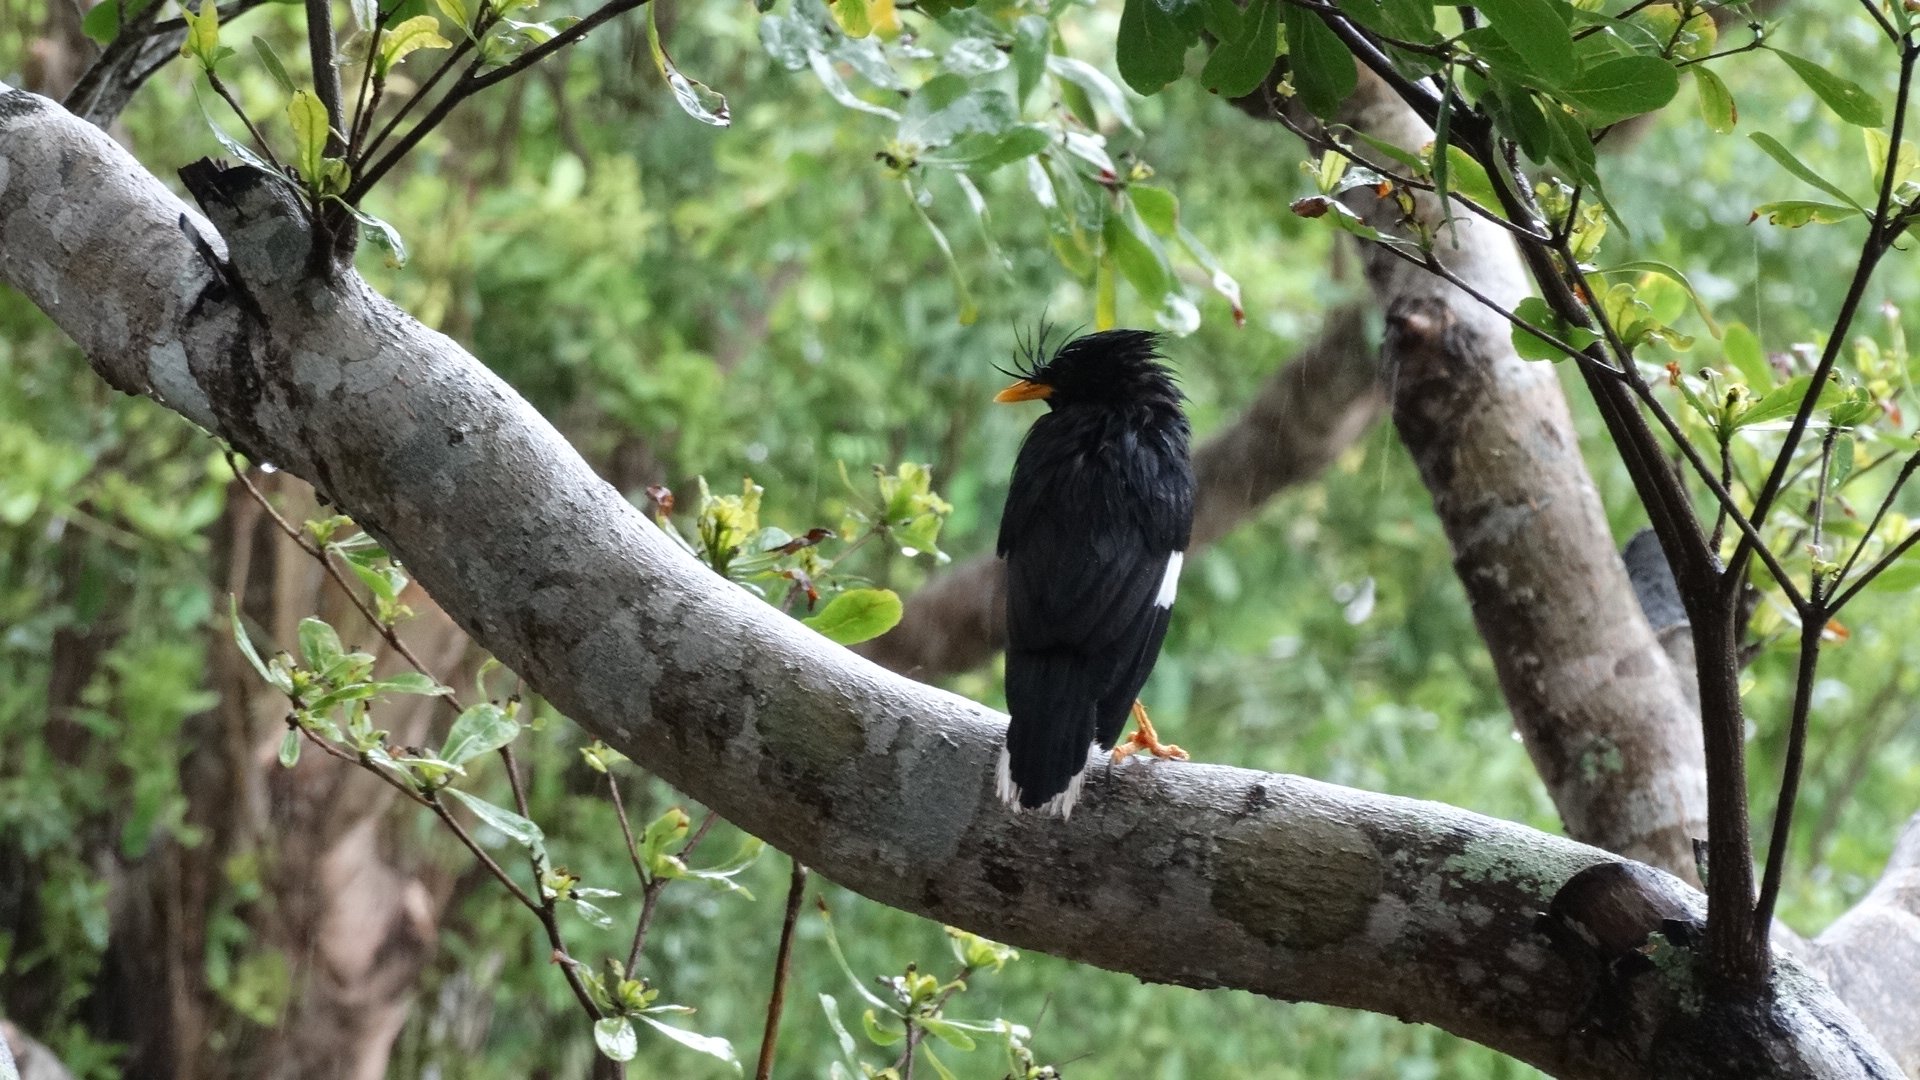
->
xmin=348 ymin=0 xmax=656 ymax=201
xmin=756 ymin=859 xmax=810 ymax=1080
xmin=1753 ymin=584 xmax=1827 ymax=931
xmin=305 ymin=0 xmax=346 ymax=153
xmin=1734 ymin=42 xmax=1920 ymax=570
xmin=627 ymin=810 xmax=719 ymax=972
xmin=226 ymin=452 xmax=468 ymax=712
xmin=1832 ymin=448 xmax=1920 ymax=595
xmin=1830 ymin=524 xmax=1920 ymax=611
xmin=206 ymin=72 xmax=284 ymax=171
xmin=229 ymin=459 xmax=601 ymax=1019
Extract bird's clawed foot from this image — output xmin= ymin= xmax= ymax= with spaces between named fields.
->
xmin=1111 ymin=700 xmax=1188 ymax=763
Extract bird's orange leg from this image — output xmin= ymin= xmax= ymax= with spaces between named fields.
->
xmin=1110 ymin=700 xmax=1189 ymax=763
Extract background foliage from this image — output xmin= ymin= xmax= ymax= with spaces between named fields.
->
xmin=4 ymin=0 xmax=1920 ymax=1075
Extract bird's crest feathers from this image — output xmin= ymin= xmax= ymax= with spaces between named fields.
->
xmin=994 ymin=325 xmax=1182 ymax=410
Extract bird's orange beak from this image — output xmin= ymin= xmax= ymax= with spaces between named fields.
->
xmin=994 ymin=379 xmax=1053 ymax=403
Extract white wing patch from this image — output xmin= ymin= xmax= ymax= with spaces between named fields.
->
xmin=1155 ymin=551 xmax=1185 ymax=609
xmin=996 ymin=744 xmax=1092 ymax=820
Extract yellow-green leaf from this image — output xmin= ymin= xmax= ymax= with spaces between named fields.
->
xmin=433 ymin=0 xmax=471 ymax=31
xmin=180 ymin=0 xmax=222 ymax=68
xmin=287 ymin=90 xmax=330 ymax=187
xmin=802 ymin=588 xmax=903 ymax=645
xmin=379 ymin=15 xmax=452 ymax=77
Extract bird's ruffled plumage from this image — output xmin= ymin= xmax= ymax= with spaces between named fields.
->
xmin=995 ymin=329 xmax=1194 ymax=815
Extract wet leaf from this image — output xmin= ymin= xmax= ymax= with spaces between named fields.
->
xmin=594 ymin=1017 xmax=638 ymax=1062
xmin=648 ymin=4 xmax=731 ymax=126
xmin=440 ymin=703 xmax=520 ymax=765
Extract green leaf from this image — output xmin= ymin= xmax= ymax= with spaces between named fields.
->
xmin=831 ymin=0 xmax=872 ymax=37
xmin=1510 ymin=296 xmax=1599 ymax=361
xmin=1830 ymin=433 xmax=1856 ymax=489
xmin=1117 ymin=0 xmax=1205 ymax=95
xmin=1472 ymin=0 xmax=1574 ymax=83
xmin=920 ymin=126 xmax=1052 ymax=173
xmin=861 ymin=1009 xmax=904 ymax=1046
xmin=1556 ymin=56 xmax=1679 ymax=125
xmin=278 ymin=728 xmax=302 ymax=768
xmin=1865 ymin=558 xmax=1920 ymax=592
xmin=1177 ymin=223 xmax=1245 ymax=325
xmin=820 ymin=995 xmax=860 ymax=1061
xmin=1750 ymin=200 xmax=1863 ymax=227
xmin=903 ymin=179 xmax=977 ymax=324
xmin=287 ymin=90 xmax=331 ymax=188
xmin=819 ymin=905 xmax=892 ymax=1010
xmin=572 ymin=899 xmax=616 ymax=929
xmin=444 ymin=788 xmax=547 ymax=852
xmin=371 ymin=671 xmax=447 ymax=696
xmin=918 ymin=1016 xmax=977 ymax=1051
xmin=1601 ymin=260 xmax=1721 ymax=338
xmin=1283 ymin=3 xmax=1358 ymax=117
xmin=1865 ymin=127 xmax=1920 ymax=191
xmin=638 ymin=1016 xmax=742 ymax=1072
xmin=1335 ymin=0 xmax=1434 ymax=46
xmin=250 ymin=37 xmax=297 ymax=95
xmin=230 ymin=596 xmax=289 ymax=693
xmin=82 ymin=0 xmax=142 ymax=45
xmin=923 ymin=1048 xmax=960 ymax=1080
xmin=297 ymin=617 xmax=345 ymax=671
xmin=434 ymin=0 xmax=472 ymax=30
xmin=1200 ymin=0 xmax=1280 ymax=98
xmin=1105 ymin=202 xmax=1170 ymax=302
xmin=378 ymin=14 xmax=452 ymax=77
xmin=1045 ymin=55 xmax=1140 ymax=134
xmin=1443 ymin=144 xmax=1502 ymax=214
xmin=594 ymin=1017 xmax=639 ymax=1062
xmin=1773 ymin=48 xmax=1884 ymax=127
xmin=640 ymin=806 xmax=691 ymax=864
xmin=334 ymin=202 xmax=411 ymax=269
xmin=1013 ymin=16 xmax=1049 ymax=107
xmin=1721 ymin=322 xmax=1773 ymax=389
xmin=1131 ymin=185 xmax=1179 ymax=236
xmin=803 ymin=588 xmax=903 ymax=645
xmin=1749 ymin=132 xmax=1867 ymax=213
xmin=900 ymin=74 xmax=1017 ymax=150
xmin=440 ymin=703 xmax=520 ymax=765
xmin=1737 ymin=374 xmax=1846 ymax=429
xmin=648 ymin=4 xmax=731 ymax=127
xmin=1693 ymin=66 xmax=1735 ymax=134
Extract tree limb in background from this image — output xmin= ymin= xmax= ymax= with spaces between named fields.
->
xmin=861 ymin=303 xmax=1384 ymax=679
xmin=0 ymin=84 xmax=1911 ymax=1079
xmin=62 ymin=0 xmax=270 ymax=127
xmin=1254 ymin=66 xmax=1713 ymax=884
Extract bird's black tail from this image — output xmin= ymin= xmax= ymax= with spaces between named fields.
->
xmin=999 ymin=649 xmax=1100 ymax=817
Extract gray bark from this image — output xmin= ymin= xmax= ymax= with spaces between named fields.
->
xmin=0 ymin=83 xmax=1912 ymax=1079
xmin=1321 ymin=68 xmax=1712 ymax=884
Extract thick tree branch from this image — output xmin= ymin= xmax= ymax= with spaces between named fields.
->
xmin=862 ymin=304 xmax=1383 ymax=679
xmin=0 ymin=83 xmax=1908 ymax=1080
xmin=1302 ymin=70 xmax=1711 ymax=882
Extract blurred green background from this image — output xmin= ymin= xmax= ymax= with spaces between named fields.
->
xmin=4 ymin=1 xmax=1919 ymax=1076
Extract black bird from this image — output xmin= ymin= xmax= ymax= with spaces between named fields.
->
xmin=993 ymin=328 xmax=1195 ymax=817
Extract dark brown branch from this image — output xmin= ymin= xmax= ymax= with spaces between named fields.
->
xmin=755 ymin=859 xmax=808 ymax=1080
xmin=347 ymin=0 xmax=653 ymax=201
